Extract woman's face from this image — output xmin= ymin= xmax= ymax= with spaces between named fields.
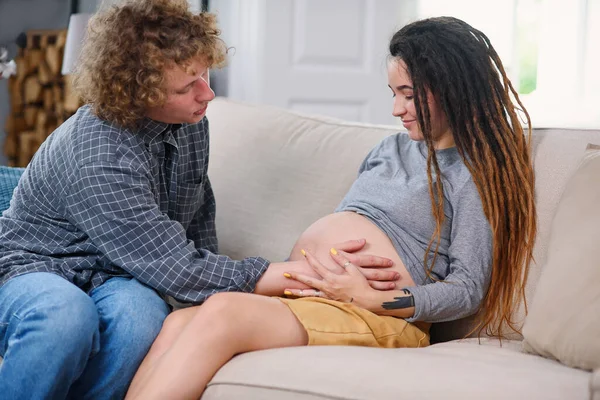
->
xmin=387 ymin=59 xmax=454 ymax=149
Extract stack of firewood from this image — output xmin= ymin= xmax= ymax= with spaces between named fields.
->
xmin=4 ymin=29 xmax=80 ymax=167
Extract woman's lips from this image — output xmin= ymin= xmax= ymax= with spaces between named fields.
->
xmin=402 ymin=119 xmax=415 ymax=129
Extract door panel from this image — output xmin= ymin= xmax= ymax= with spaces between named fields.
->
xmin=221 ymin=0 xmax=405 ymax=125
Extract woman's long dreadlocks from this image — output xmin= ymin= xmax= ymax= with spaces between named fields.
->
xmin=390 ymin=17 xmax=537 ymax=338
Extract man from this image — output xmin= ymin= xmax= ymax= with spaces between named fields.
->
xmin=0 ymin=1 xmax=397 ymax=398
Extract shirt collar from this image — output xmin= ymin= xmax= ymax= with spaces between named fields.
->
xmin=138 ymin=118 xmax=182 ymax=148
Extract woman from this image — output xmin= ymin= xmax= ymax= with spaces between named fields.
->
xmin=126 ymin=16 xmax=536 ymax=399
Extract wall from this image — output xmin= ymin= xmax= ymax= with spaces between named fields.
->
xmin=80 ymin=0 xmax=99 ymax=13
xmin=0 ymin=0 xmax=71 ymax=165
xmin=0 ymin=0 xmax=220 ymax=166
xmin=208 ymin=0 xmax=232 ymax=97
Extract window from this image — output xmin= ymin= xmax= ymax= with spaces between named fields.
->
xmin=418 ymin=0 xmax=600 ymax=128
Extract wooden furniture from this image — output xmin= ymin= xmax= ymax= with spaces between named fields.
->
xmin=4 ymin=29 xmax=80 ymax=167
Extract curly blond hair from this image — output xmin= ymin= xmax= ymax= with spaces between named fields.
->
xmin=73 ymin=0 xmax=226 ymax=129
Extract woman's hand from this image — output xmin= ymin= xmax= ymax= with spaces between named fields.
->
xmin=326 ymin=239 xmax=399 ymax=290
xmin=255 ymin=239 xmax=398 ymax=296
xmin=283 ymin=247 xmax=380 ymax=311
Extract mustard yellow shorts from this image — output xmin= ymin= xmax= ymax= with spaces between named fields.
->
xmin=278 ymin=297 xmax=430 ymax=348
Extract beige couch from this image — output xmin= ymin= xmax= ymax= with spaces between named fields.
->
xmin=203 ymin=97 xmax=600 ymax=400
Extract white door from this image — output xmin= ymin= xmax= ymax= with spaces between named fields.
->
xmin=213 ymin=0 xmax=411 ymax=125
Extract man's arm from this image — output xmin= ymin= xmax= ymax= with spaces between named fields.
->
xmin=66 ymin=160 xmax=269 ymax=303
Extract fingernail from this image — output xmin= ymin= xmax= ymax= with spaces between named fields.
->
xmin=284 ymin=290 xmax=292 ymax=296
xmin=389 ymin=260 xmax=394 ymax=266
xmin=283 ymin=273 xmax=291 ymax=278
xmin=300 ymin=249 xmax=306 ymax=257
xmin=330 ymin=248 xmax=338 ymax=255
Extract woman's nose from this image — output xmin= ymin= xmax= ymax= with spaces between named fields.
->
xmin=392 ymin=99 xmax=406 ymax=118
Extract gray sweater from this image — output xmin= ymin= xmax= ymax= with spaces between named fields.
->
xmin=336 ymin=133 xmax=493 ymax=323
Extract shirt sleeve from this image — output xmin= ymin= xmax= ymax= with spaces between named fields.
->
xmin=404 ymin=179 xmax=493 ymax=323
xmin=65 ymin=158 xmax=269 ymax=304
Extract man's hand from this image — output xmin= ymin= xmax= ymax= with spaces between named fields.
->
xmin=283 ymin=248 xmax=415 ymax=318
xmin=254 ymin=260 xmax=313 ymax=296
xmin=254 ymin=239 xmax=400 ymax=296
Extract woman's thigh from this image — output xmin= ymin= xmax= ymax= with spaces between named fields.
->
xmin=188 ymin=292 xmax=310 ymax=351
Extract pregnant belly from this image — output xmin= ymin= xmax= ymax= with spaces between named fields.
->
xmin=288 ymin=211 xmax=416 ymax=287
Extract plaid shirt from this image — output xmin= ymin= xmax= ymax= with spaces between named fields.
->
xmin=0 ymin=105 xmax=269 ymax=303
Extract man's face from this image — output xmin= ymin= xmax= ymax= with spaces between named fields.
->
xmin=146 ymin=58 xmax=215 ymax=124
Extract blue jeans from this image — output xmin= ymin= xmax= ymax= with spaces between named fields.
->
xmin=0 ymin=272 xmax=170 ymax=399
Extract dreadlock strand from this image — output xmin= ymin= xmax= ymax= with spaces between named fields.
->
xmin=390 ymin=17 xmax=537 ymax=338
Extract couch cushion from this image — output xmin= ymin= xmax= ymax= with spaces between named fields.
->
xmin=522 ymin=144 xmax=600 ymax=370
xmin=202 ymin=339 xmax=590 ymax=400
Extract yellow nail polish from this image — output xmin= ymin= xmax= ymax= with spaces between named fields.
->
xmin=284 ymin=290 xmax=293 ymax=296
xmin=300 ymin=249 xmax=306 ymax=257
xmin=330 ymin=248 xmax=338 ymax=255
xmin=283 ymin=273 xmax=291 ymax=278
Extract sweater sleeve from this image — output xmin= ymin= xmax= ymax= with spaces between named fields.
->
xmin=404 ymin=179 xmax=493 ymax=323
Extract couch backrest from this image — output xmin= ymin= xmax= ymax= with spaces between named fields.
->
xmin=206 ymin=98 xmax=396 ymax=261
xmin=206 ymin=97 xmax=600 ymax=340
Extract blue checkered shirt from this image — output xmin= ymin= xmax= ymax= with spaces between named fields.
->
xmin=0 ymin=105 xmax=270 ymax=303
